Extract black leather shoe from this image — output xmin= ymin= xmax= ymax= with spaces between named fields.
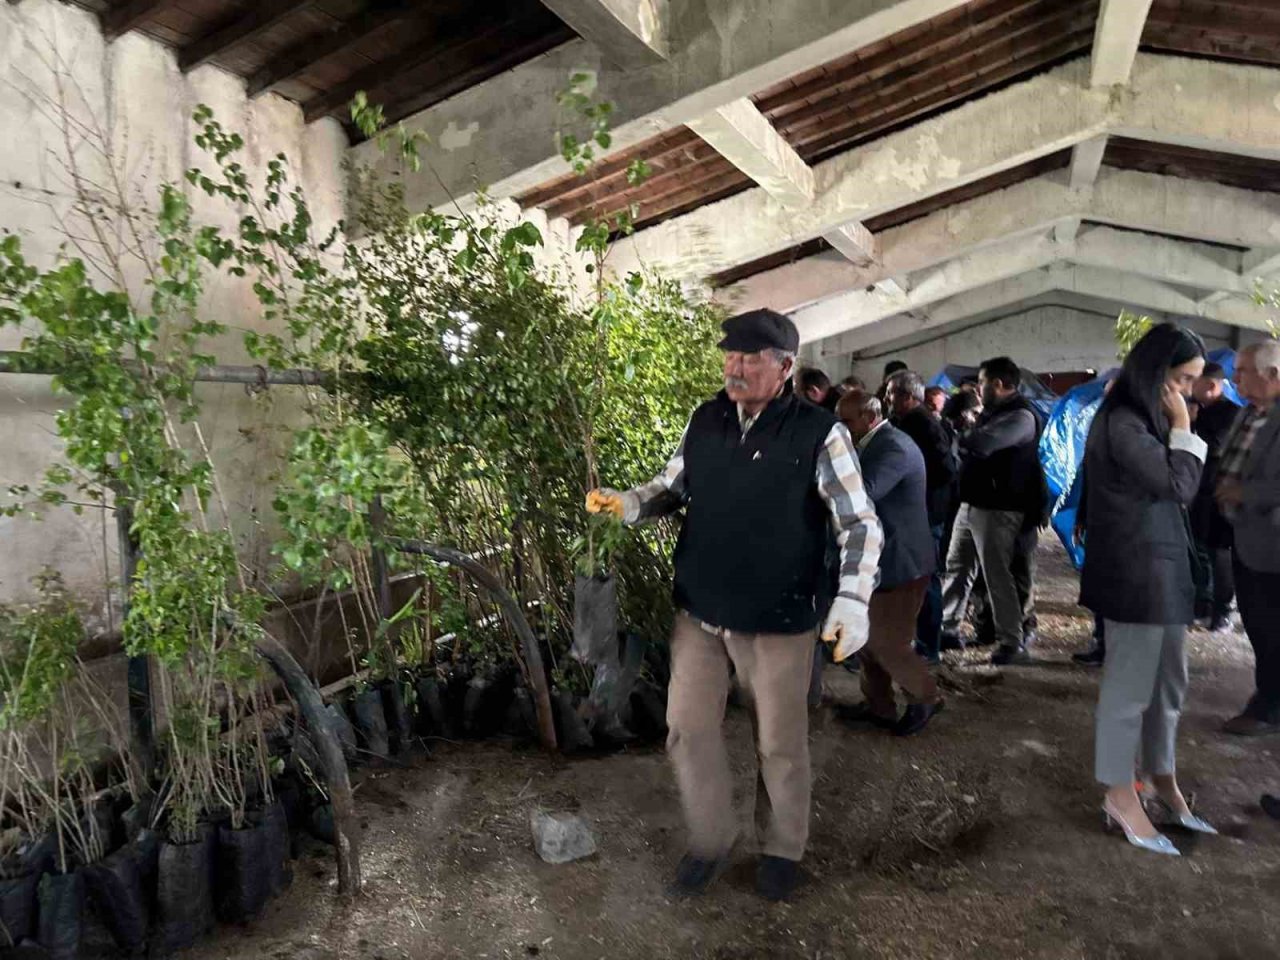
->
xmin=1072 ymin=645 xmax=1105 ymax=666
xmin=1262 ymin=794 xmax=1280 ymax=820
xmin=893 ymin=700 xmax=944 ymax=737
xmin=756 ymin=855 xmax=802 ymax=902
xmin=1209 ymin=615 xmax=1233 ymax=634
xmin=1223 ymin=713 xmax=1280 ymax=737
xmin=939 ymin=630 xmax=965 ymax=652
xmin=835 ymin=702 xmax=897 ymax=730
xmin=668 ymin=854 xmax=727 ymax=897
xmin=991 ymin=645 xmax=1033 ymax=666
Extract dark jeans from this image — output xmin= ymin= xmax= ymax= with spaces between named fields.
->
xmin=915 ymin=524 xmax=945 ymax=661
xmin=1195 ymin=542 xmax=1235 ymax=620
xmin=1235 ymin=554 xmax=1280 ymax=722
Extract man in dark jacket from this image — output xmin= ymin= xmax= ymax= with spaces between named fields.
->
xmin=798 ymin=366 xmax=840 ymax=411
xmin=1191 ymin=362 xmax=1238 ymax=632
xmin=837 ymin=391 xmax=943 ymax=736
xmin=886 ymin=371 xmax=957 ymax=662
xmin=1218 ymin=342 xmax=1280 ymax=735
xmin=586 ymin=309 xmax=882 ymax=901
xmin=940 ymin=357 xmax=1045 ymax=665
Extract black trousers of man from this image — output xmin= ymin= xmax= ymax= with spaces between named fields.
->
xmin=1195 ymin=542 xmax=1235 ymax=622
xmin=1235 ymin=553 xmax=1280 ymax=723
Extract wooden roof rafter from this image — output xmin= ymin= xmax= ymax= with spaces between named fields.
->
xmin=245 ymin=0 xmax=416 ymax=99
xmin=300 ymin=0 xmax=573 ymax=125
xmin=178 ymin=0 xmax=316 ymax=73
xmin=100 ymin=0 xmax=168 ymax=40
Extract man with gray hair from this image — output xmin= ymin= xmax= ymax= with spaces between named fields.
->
xmin=1218 ymin=340 xmax=1280 ymax=735
xmin=586 ymin=308 xmax=882 ymax=901
xmin=836 ymin=390 xmax=942 ymax=736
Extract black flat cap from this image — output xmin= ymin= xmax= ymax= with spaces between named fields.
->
xmin=718 ymin=308 xmax=800 ymax=353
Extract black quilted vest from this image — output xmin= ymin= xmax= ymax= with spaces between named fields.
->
xmin=673 ymin=387 xmax=836 ymax=634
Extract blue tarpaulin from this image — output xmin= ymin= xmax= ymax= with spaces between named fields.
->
xmin=1038 ymin=349 xmax=1245 ymax=570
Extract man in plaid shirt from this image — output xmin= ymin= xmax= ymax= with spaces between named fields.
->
xmin=587 ymin=308 xmax=882 ymax=902
xmin=1218 ymin=340 xmax=1280 ymax=736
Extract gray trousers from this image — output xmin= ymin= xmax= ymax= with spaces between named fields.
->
xmin=941 ymin=504 xmax=1026 ymax=649
xmin=1094 ymin=621 xmax=1188 ymax=787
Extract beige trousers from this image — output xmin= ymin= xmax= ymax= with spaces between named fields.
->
xmin=665 ymin=612 xmax=815 ymax=861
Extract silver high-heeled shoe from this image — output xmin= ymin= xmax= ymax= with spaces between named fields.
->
xmin=1102 ymin=799 xmax=1181 ymax=856
xmin=1148 ymin=794 xmax=1218 ymax=835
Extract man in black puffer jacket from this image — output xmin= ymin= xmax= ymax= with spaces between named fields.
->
xmin=940 ymin=357 xmax=1046 ymax=666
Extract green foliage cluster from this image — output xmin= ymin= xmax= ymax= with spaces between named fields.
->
xmin=0 ymin=70 xmax=721 ymax=842
xmin=0 ymin=574 xmax=129 ymax=869
xmin=0 ymin=144 xmax=275 ymax=842
xmin=1114 ymin=308 xmax=1155 ymax=360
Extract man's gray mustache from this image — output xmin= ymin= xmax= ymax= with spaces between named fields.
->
xmin=725 ymin=377 xmax=749 ymax=389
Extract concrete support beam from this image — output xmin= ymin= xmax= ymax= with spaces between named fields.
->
xmin=1054 ymin=217 xmax=1083 ymax=244
xmin=1244 ymin=248 xmax=1280 ymax=279
xmin=1090 ymin=0 xmax=1155 ymax=87
xmin=613 ymin=54 xmax=1280 ymax=283
xmin=823 ymin=261 xmax=1275 ymax=357
xmin=1069 ymin=136 xmax=1108 ymax=188
xmin=719 ymin=168 xmax=1280 ymax=314
xmin=613 ymin=57 xmax=1107 ymax=281
xmin=687 ymin=98 xmax=814 ymax=209
xmin=824 ymin=221 xmax=879 ymax=266
xmin=1067 ymin=225 xmax=1244 ymax=293
xmin=791 ymin=233 xmax=1062 ymax=344
xmin=537 ymin=0 xmax=668 ymax=66
xmin=1114 ymin=55 xmax=1280 ymax=162
xmin=354 ymin=0 xmax=977 ymax=210
xmin=797 ymin=227 xmax=1263 ymax=349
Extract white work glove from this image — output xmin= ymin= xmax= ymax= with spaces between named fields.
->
xmin=822 ymin=595 xmax=869 ymax=663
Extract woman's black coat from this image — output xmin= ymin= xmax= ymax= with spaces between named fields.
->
xmin=1079 ymin=405 xmax=1204 ymax=625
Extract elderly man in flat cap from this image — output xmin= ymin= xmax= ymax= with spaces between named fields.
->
xmin=587 ymin=308 xmax=882 ymax=902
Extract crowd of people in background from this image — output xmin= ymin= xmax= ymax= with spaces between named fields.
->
xmin=798 ymin=328 xmax=1280 ymax=856
xmin=801 ymin=353 xmax=1050 ymax=742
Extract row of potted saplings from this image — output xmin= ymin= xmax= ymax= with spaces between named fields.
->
xmin=0 ymin=611 xmax=670 ymax=958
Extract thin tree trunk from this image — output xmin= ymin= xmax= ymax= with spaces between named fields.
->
xmin=254 ymin=633 xmax=362 ymax=895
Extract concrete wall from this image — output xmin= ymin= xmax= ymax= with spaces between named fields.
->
xmin=0 ymin=0 xmax=348 ymax=620
xmin=802 ymin=303 xmax=1236 ymax=387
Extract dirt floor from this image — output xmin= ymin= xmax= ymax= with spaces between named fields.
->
xmin=183 ymin=541 xmax=1280 ymax=960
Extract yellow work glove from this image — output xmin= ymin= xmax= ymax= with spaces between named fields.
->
xmin=585 ymin=488 xmax=625 ymax=519
xmin=822 ymin=595 xmax=869 ymax=663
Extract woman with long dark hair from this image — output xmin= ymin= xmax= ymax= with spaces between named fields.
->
xmin=1080 ymin=322 xmax=1216 ymax=855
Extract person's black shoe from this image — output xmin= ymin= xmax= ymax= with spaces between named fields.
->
xmin=1209 ymin=615 xmax=1233 ymax=634
xmin=971 ymin=635 xmax=996 ymax=649
xmin=755 ymin=855 xmax=802 ymax=902
xmin=1022 ymin=629 xmax=1040 ymax=648
xmin=1261 ymin=794 xmax=1280 ymax=820
xmin=834 ymin=702 xmax=897 ymax=730
xmin=991 ymin=645 xmax=1034 ymax=666
xmin=1072 ymin=645 xmax=1105 ymax=666
xmin=893 ymin=700 xmax=944 ymax=737
xmin=939 ymin=630 xmax=965 ymax=652
xmin=667 ymin=853 xmax=728 ymax=897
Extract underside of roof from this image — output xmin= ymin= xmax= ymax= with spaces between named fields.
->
xmin=65 ymin=0 xmax=1280 ymax=355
